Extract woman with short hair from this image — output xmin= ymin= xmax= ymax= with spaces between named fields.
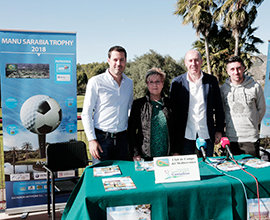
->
xmin=128 ymin=67 xmax=179 ymax=161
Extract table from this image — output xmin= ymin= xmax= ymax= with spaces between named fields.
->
xmin=61 ymin=156 xmax=270 ymax=220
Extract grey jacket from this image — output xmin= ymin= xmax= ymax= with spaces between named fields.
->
xmin=220 ymin=74 xmax=266 ymax=142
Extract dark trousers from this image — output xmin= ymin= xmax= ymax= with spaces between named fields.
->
xmin=230 ymin=140 xmax=260 ymax=158
xmin=182 ymin=138 xmax=214 ymax=157
xmin=92 ymin=131 xmax=128 ymax=165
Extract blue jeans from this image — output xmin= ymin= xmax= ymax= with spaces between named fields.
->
xmin=92 ymin=131 xmax=128 ymax=165
xmin=182 ymin=138 xmax=214 ymax=157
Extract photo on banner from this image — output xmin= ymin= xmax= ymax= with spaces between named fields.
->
xmin=0 ymin=29 xmax=77 ymax=213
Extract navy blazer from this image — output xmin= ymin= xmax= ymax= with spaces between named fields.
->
xmin=170 ymin=72 xmax=224 ymax=144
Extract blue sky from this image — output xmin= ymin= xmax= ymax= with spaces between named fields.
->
xmin=0 ymin=0 xmax=269 ymax=64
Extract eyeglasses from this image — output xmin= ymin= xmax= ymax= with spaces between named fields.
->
xmin=147 ymin=80 xmax=162 ymax=86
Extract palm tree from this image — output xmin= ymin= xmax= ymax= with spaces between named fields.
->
xmin=22 ymin=142 xmax=33 ymax=160
xmin=240 ymin=25 xmax=264 ymax=56
xmin=11 ymin=146 xmax=18 ymax=174
xmin=194 ymin=23 xmax=263 ymax=84
xmin=174 ymin=0 xmax=217 ymax=74
xmin=193 ymin=24 xmax=234 ymax=82
xmin=214 ymin=0 xmax=264 ymax=56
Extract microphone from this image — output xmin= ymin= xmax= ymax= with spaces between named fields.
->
xmin=220 ymin=137 xmax=234 ymax=160
xmin=196 ymin=138 xmax=207 ymax=161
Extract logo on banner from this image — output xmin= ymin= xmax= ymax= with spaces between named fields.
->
xmin=58 ymin=170 xmax=75 ymax=178
xmin=34 ymin=173 xmax=47 ymax=180
xmin=56 ymin=64 xmax=70 ymax=73
xmin=263 ymin=118 xmax=270 ymax=126
xmin=10 ymin=174 xmax=30 ymax=181
xmin=55 ymin=58 xmax=72 ymax=84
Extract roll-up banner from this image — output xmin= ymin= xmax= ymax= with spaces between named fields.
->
xmin=0 ymin=29 xmax=77 ymax=214
xmin=261 ymin=41 xmax=270 ymax=138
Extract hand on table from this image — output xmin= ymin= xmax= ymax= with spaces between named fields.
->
xmin=133 ymin=155 xmax=141 ymax=161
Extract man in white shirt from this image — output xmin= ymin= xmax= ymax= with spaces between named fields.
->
xmin=170 ymin=50 xmax=224 ymax=156
xmin=81 ymin=46 xmax=133 ymax=164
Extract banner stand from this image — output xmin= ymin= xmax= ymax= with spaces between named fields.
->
xmin=0 ymin=29 xmax=77 ymax=214
xmin=4 ymin=203 xmax=66 ymax=215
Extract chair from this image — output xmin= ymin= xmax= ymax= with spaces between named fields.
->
xmin=43 ymin=140 xmax=91 ymax=220
xmin=260 ymin=147 xmax=270 ymax=162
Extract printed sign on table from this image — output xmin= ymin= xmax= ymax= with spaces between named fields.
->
xmin=153 ymin=155 xmax=200 ymax=184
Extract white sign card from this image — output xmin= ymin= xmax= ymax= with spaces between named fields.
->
xmin=153 ymin=155 xmax=200 ymax=184
xmin=248 ymin=198 xmax=270 ymax=219
xmin=107 ymin=204 xmax=151 ymax=220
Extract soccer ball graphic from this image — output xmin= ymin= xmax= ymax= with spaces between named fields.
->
xmin=20 ymin=95 xmax=62 ymax=135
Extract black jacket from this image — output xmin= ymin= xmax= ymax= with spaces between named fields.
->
xmin=170 ymin=72 xmax=225 ymax=144
xmin=128 ymin=92 xmax=178 ymax=159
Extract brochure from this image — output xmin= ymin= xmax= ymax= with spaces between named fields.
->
xmin=208 ymin=158 xmax=245 ymax=171
xmin=107 ymin=204 xmax=151 ymax=220
xmin=102 ymin=176 xmax=136 ymax=191
xmin=215 ymin=161 xmax=244 ymax=172
xmin=93 ymin=165 xmax=121 ymax=177
xmin=237 ymin=158 xmax=270 ymax=168
xmin=144 ymin=161 xmax=154 ymax=171
xmin=208 ymin=158 xmax=227 ymax=164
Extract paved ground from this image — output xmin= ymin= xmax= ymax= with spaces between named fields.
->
xmin=0 ymin=210 xmax=62 ymax=219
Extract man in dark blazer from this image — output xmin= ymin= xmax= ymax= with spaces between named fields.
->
xmin=170 ymin=49 xmax=224 ymax=156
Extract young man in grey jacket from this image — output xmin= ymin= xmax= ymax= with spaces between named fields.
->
xmin=221 ymin=56 xmax=266 ymax=157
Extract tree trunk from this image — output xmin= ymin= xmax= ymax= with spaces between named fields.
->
xmin=204 ymin=37 xmax=212 ymax=75
xmin=234 ymin=30 xmax=240 ymax=56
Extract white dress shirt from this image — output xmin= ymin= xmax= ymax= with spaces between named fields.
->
xmin=81 ymin=69 xmax=133 ymax=141
xmin=185 ymin=72 xmax=210 ymax=140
